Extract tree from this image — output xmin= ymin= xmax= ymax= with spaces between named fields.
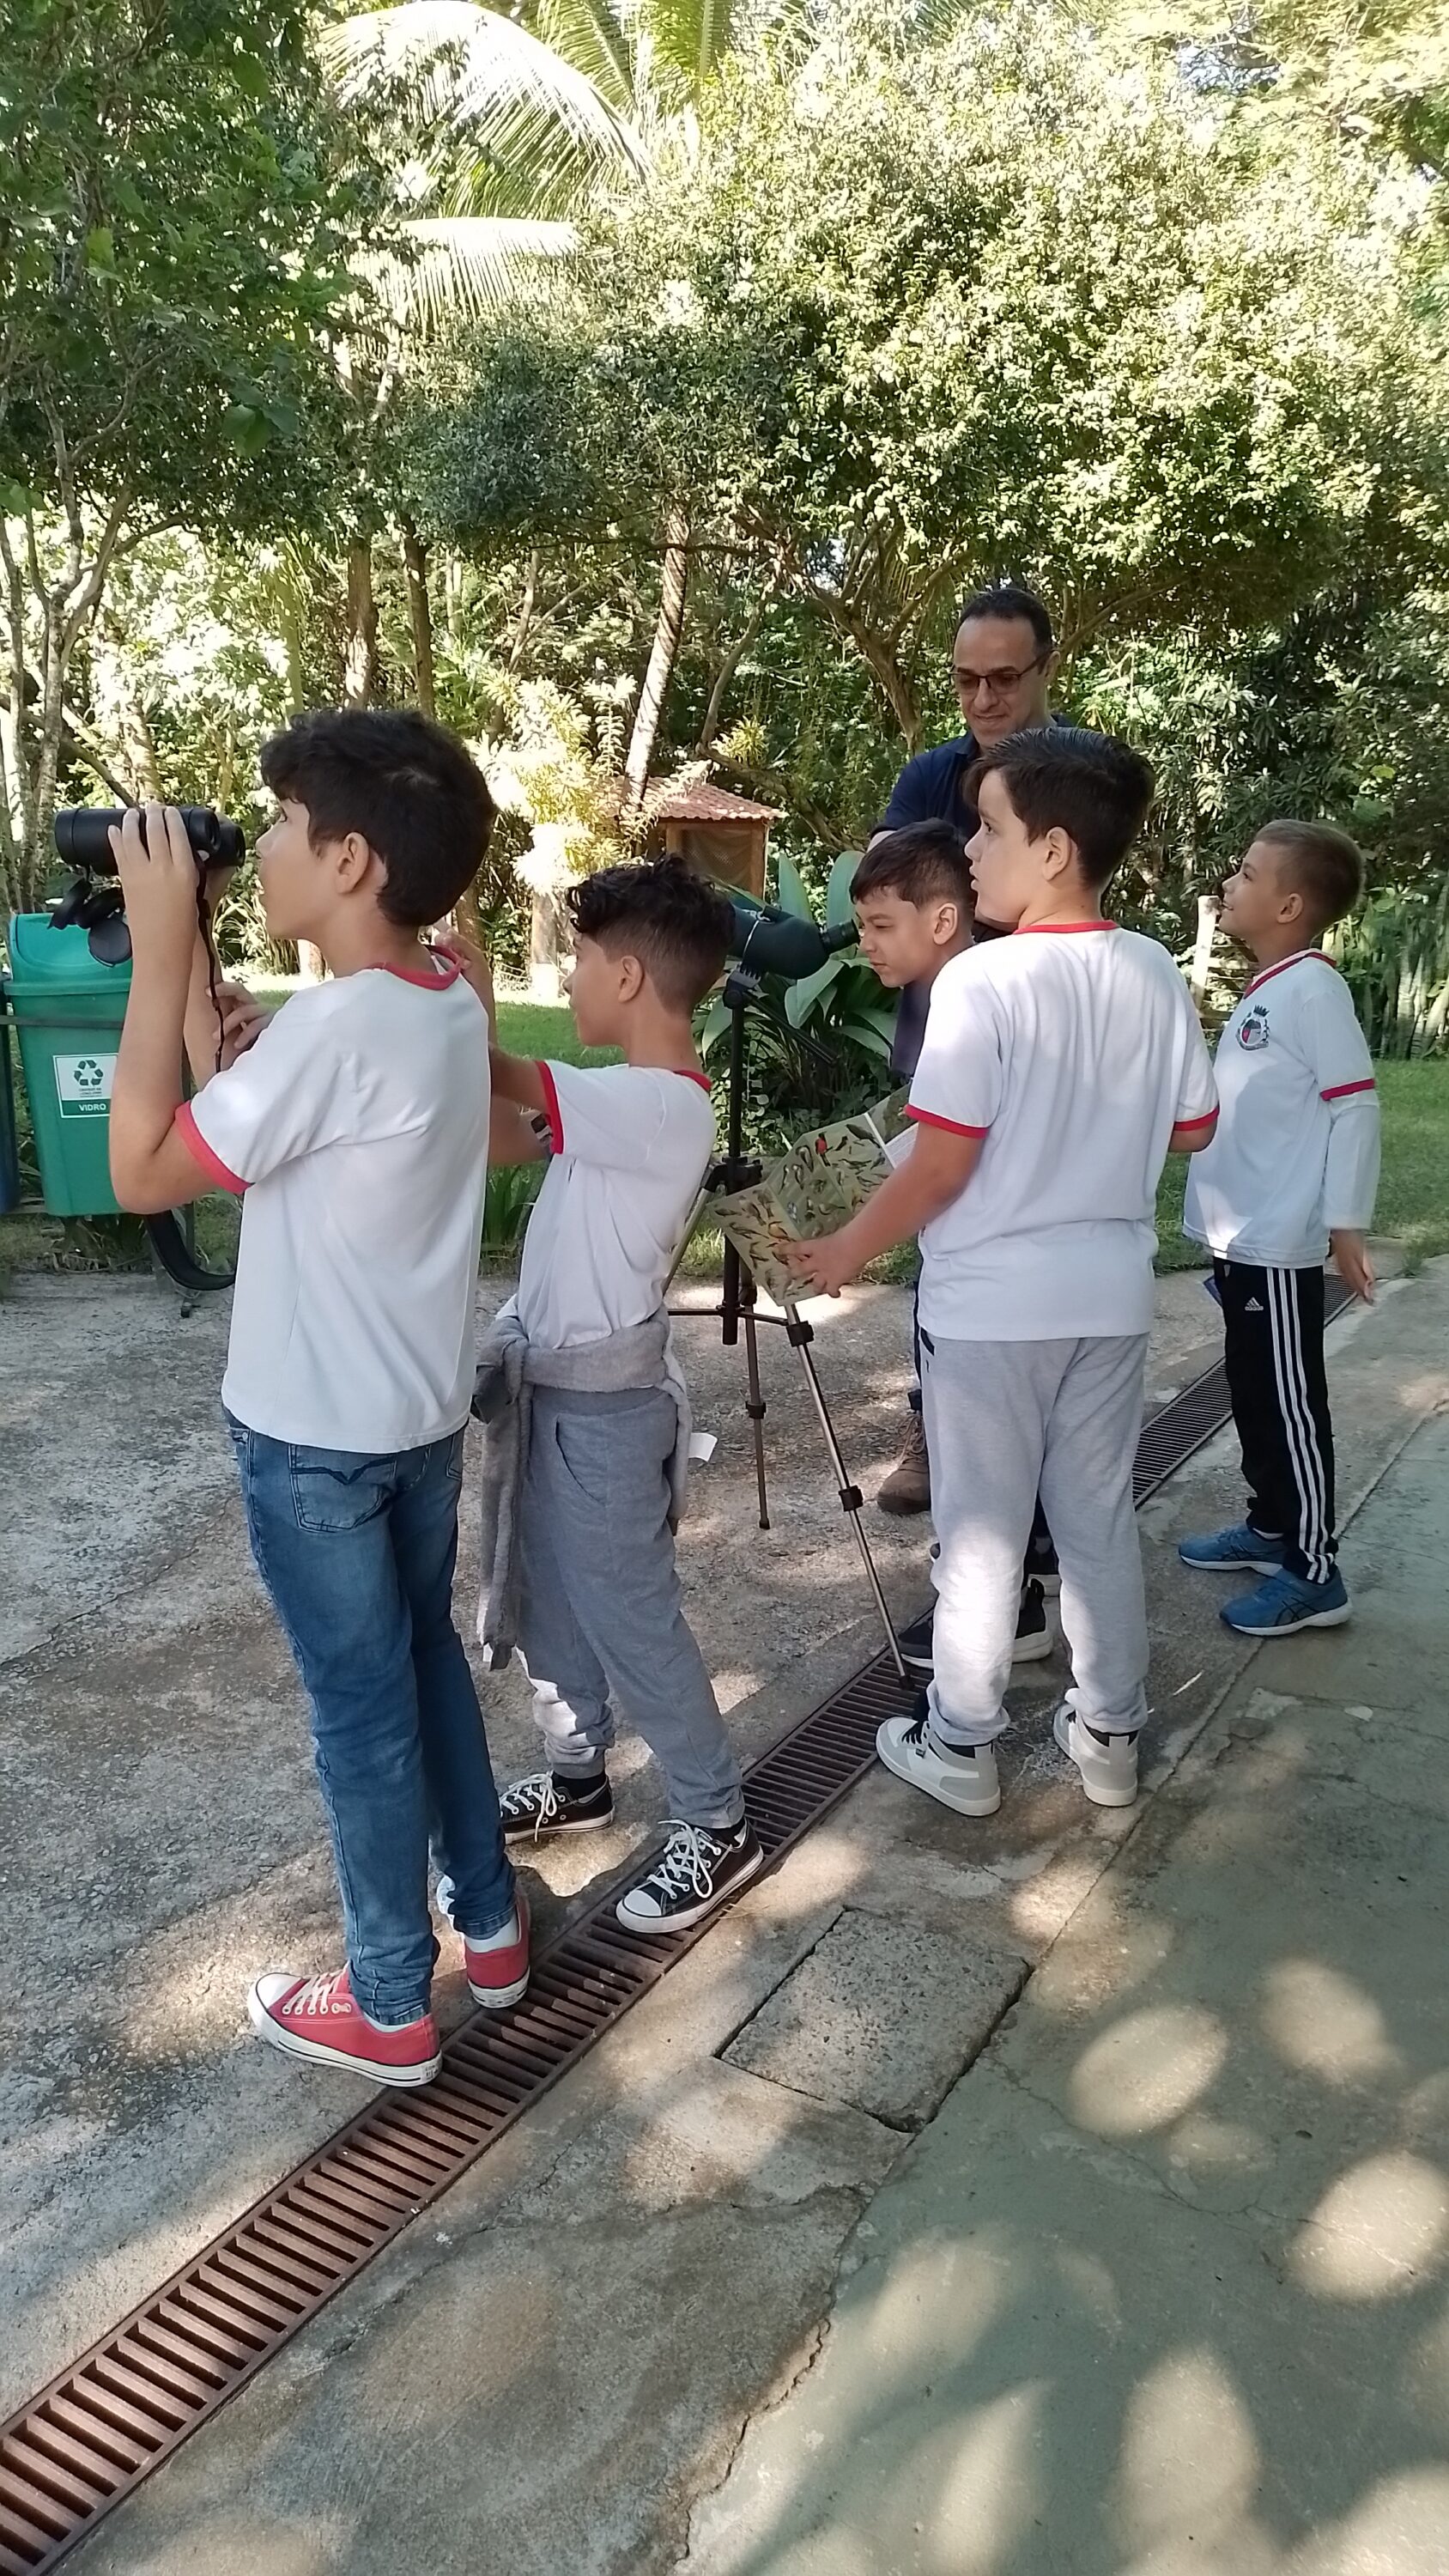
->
xmin=326 ymin=0 xmax=808 ymax=769
xmin=1094 ymin=0 xmax=1449 ymax=179
xmin=407 ymin=5 xmax=1449 ymax=838
xmin=0 ymin=0 xmax=371 ymax=908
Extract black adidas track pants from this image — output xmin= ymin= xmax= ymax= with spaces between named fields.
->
xmin=1214 ymin=1257 xmax=1336 ymax=1583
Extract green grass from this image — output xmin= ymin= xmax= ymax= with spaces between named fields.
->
xmin=1152 ymin=1056 xmax=1449 ymax=1272
xmin=5 ymin=993 xmax=1448 ymax=1285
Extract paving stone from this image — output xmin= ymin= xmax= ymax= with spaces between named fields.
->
xmin=724 ymin=1905 xmax=1028 ymax=2128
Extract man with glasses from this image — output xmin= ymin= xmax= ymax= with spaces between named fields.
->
xmin=876 ymin=581 xmax=1061 ymax=1528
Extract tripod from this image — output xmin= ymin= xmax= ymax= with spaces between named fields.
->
xmin=671 ymin=965 xmax=906 ymax=1683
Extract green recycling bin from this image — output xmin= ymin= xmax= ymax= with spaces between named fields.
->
xmin=4 ymin=914 xmax=133 ymax=1218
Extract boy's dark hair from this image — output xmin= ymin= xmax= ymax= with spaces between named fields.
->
xmin=968 ymin=726 xmax=1155 ymax=890
xmin=956 ymin=582 xmax=1054 ymax=658
xmin=259 ymin=708 xmax=494 ymax=928
xmin=851 ymin=821 xmax=973 ymax=916
xmin=1256 ymin=819 xmax=1365 ymax=929
xmin=567 ymin=856 xmax=731 ymax=1011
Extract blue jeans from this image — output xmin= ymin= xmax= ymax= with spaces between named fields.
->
xmin=227 ymin=1417 xmax=515 ymax=2026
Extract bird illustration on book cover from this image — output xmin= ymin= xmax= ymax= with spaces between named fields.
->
xmin=712 ymin=1091 xmax=908 ymax=1302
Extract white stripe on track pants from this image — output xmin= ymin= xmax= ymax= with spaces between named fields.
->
xmin=1214 ymin=1258 xmax=1336 ymax=1584
xmin=919 ymin=1330 xmax=1150 ymax=1749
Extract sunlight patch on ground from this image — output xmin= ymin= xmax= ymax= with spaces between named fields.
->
xmin=1290 ymin=2154 xmax=1449 ymax=2301
xmin=1114 ymin=2344 xmax=1260 ymax=2556
xmin=1260 ymin=1959 xmax=1404 ymax=2087
xmin=1069 ymin=2004 xmax=1228 ymax=2137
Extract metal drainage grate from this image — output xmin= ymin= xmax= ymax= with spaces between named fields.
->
xmin=0 ymin=1652 xmax=915 ymax=2573
xmin=0 ymin=1326 xmax=1321 ymax=2570
xmin=1132 ymin=1279 xmax=1352 ymax=1507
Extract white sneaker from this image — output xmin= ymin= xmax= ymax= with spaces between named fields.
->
xmin=876 ymin=1710 xmax=1001 ymax=1817
xmin=1052 ymin=1704 xmax=1138 ymax=1808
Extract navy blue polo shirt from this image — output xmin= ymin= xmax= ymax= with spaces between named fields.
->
xmin=882 ymin=733 xmax=984 ymax=839
xmin=882 ymin=719 xmax=1067 ymax=1081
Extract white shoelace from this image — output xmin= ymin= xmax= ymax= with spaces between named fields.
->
xmin=645 ymin=1821 xmax=725 ymax=1901
xmin=500 ymin=1771 xmax=561 ymax=1838
xmin=288 ymin=1968 xmax=349 ymax=2016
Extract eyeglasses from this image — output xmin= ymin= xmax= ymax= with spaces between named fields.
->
xmin=951 ymin=652 xmax=1047 ymax=700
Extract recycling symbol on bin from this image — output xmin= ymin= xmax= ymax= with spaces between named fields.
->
xmin=73 ymin=1058 xmax=106 ymax=1091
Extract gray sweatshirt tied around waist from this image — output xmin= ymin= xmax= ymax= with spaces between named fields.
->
xmin=473 ymin=1297 xmax=691 ymax=1669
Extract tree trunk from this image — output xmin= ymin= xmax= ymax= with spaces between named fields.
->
xmin=507 ymin=549 xmax=539 ymax=673
xmin=453 ymin=872 xmax=487 ymax=950
xmin=343 ymin=538 xmax=378 ymax=709
xmin=401 ymin=520 xmax=435 ymax=719
xmin=697 ymin=588 xmax=772 ymax=753
xmin=1190 ymin=894 xmax=1218 ymax=1001
xmin=118 ymin=690 xmax=163 ymax=801
xmin=279 ymin=597 xmax=307 ymax=714
xmin=0 ymin=720 xmax=19 ymax=914
xmin=529 ymin=888 xmax=566 ymax=1003
xmin=623 ymin=502 xmax=690 ymax=817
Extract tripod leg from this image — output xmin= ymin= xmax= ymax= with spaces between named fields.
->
xmin=742 ymin=1304 xmax=770 ymax=1531
xmin=788 ymin=1313 xmax=906 ymax=1681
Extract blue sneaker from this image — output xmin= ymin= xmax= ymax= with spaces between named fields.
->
xmin=1179 ymin=1522 xmax=1286 ymax=1573
xmin=1220 ymin=1567 xmax=1350 ymax=1636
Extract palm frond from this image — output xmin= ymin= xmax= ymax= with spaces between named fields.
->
xmin=321 ymin=4 xmax=646 ymax=177
xmin=534 ymin=0 xmax=640 ymax=123
xmin=370 ymin=215 xmax=578 ymax=333
xmin=634 ymin=0 xmax=737 ymax=91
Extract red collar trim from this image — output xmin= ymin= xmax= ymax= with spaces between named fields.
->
xmin=674 ymin=1070 xmax=712 ymax=1091
xmin=1244 ymin=949 xmax=1331 ymax=996
xmin=1012 ymin=920 xmax=1116 ymax=935
xmin=377 ymin=953 xmax=460 ymax=990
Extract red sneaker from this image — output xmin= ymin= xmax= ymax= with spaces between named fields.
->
xmin=464 ymin=1887 xmax=530 ymax=2010
xmin=246 ymin=1965 xmax=441 ymax=2087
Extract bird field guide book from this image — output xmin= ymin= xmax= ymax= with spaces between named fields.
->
xmin=712 ymin=1090 xmax=911 ymax=1303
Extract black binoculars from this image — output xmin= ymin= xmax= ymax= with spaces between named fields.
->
xmin=53 ymin=805 xmax=246 ymax=874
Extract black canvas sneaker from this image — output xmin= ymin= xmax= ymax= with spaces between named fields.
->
xmin=615 ymin=1820 xmax=764 ymax=1932
xmin=897 ymin=1579 xmax=1053 ymax=1678
xmin=498 ymin=1768 xmax=615 ymax=1842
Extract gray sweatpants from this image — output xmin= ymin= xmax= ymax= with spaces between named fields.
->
xmin=920 ymin=1331 xmax=1149 ymax=1749
xmin=514 ymin=1385 xmax=744 ymax=1831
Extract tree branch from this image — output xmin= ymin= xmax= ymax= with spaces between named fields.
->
xmin=696 ymin=580 xmax=776 ymax=754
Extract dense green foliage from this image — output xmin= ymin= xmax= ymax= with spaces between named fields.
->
xmin=3 ymin=0 xmax=1447 ymax=1071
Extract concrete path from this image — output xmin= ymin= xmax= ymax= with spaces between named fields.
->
xmin=3 ymin=1255 xmax=1445 ymax=2574
xmin=0 ymin=1264 xmax=1218 ymax=2422
xmin=688 ymin=1309 xmax=1449 ymax=2575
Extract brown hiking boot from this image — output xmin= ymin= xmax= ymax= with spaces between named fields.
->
xmin=877 ymin=1411 xmax=931 ymax=1516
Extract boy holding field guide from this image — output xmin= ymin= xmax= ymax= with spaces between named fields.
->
xmin=787 ymin=729 xmax=1218 ymax=1817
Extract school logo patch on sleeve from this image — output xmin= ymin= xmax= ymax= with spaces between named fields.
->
xmin=1237 ymin=1004 xmax=1270 ymax=1051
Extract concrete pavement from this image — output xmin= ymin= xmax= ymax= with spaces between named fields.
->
xmin=688 ymin=1307 xmax=1449 ymax=2575
xmin=3 ymin=1255 xmax=1445 ymax=2573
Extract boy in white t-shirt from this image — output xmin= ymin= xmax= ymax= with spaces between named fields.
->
xmin=787 ymin=728 xmax=1218 ymax=1817
xmin=1179 ymin=821 xmax=1379 ymax=1634
xmin=472 ymin=858 xmax=764 ymax=1933
xmin=109 ymin=712 xmax=525 ymax=2089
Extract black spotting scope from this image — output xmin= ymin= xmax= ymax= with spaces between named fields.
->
xmin=725 ymin=896 xmax=858 ymax=981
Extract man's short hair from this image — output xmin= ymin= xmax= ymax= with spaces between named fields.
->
xmin=1255 ymin=819 xmax=1365 ymax=930
xmin=567 ymin=856 xmax=731 ymax=1011
xmin=956 ymin=583 xmax=1054 ymax=658
xmin=968 ymin=726 xmax=1155 ymax=890
xmin=259 ymin=708 xmax=494 ymax=927
xmin=851 ymin=820 xmax=973 ymax=915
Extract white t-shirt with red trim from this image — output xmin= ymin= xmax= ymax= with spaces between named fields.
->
xmin=907 ymin=924 xmax=1218 ymax=1340
xmin=1184 ymin=949 xmax=1379 ymax=1268
xmin=516 ymin=1060 xmax=714 ymax=1349
xmin=179 ymin=958 xmax=490 ymax=1450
